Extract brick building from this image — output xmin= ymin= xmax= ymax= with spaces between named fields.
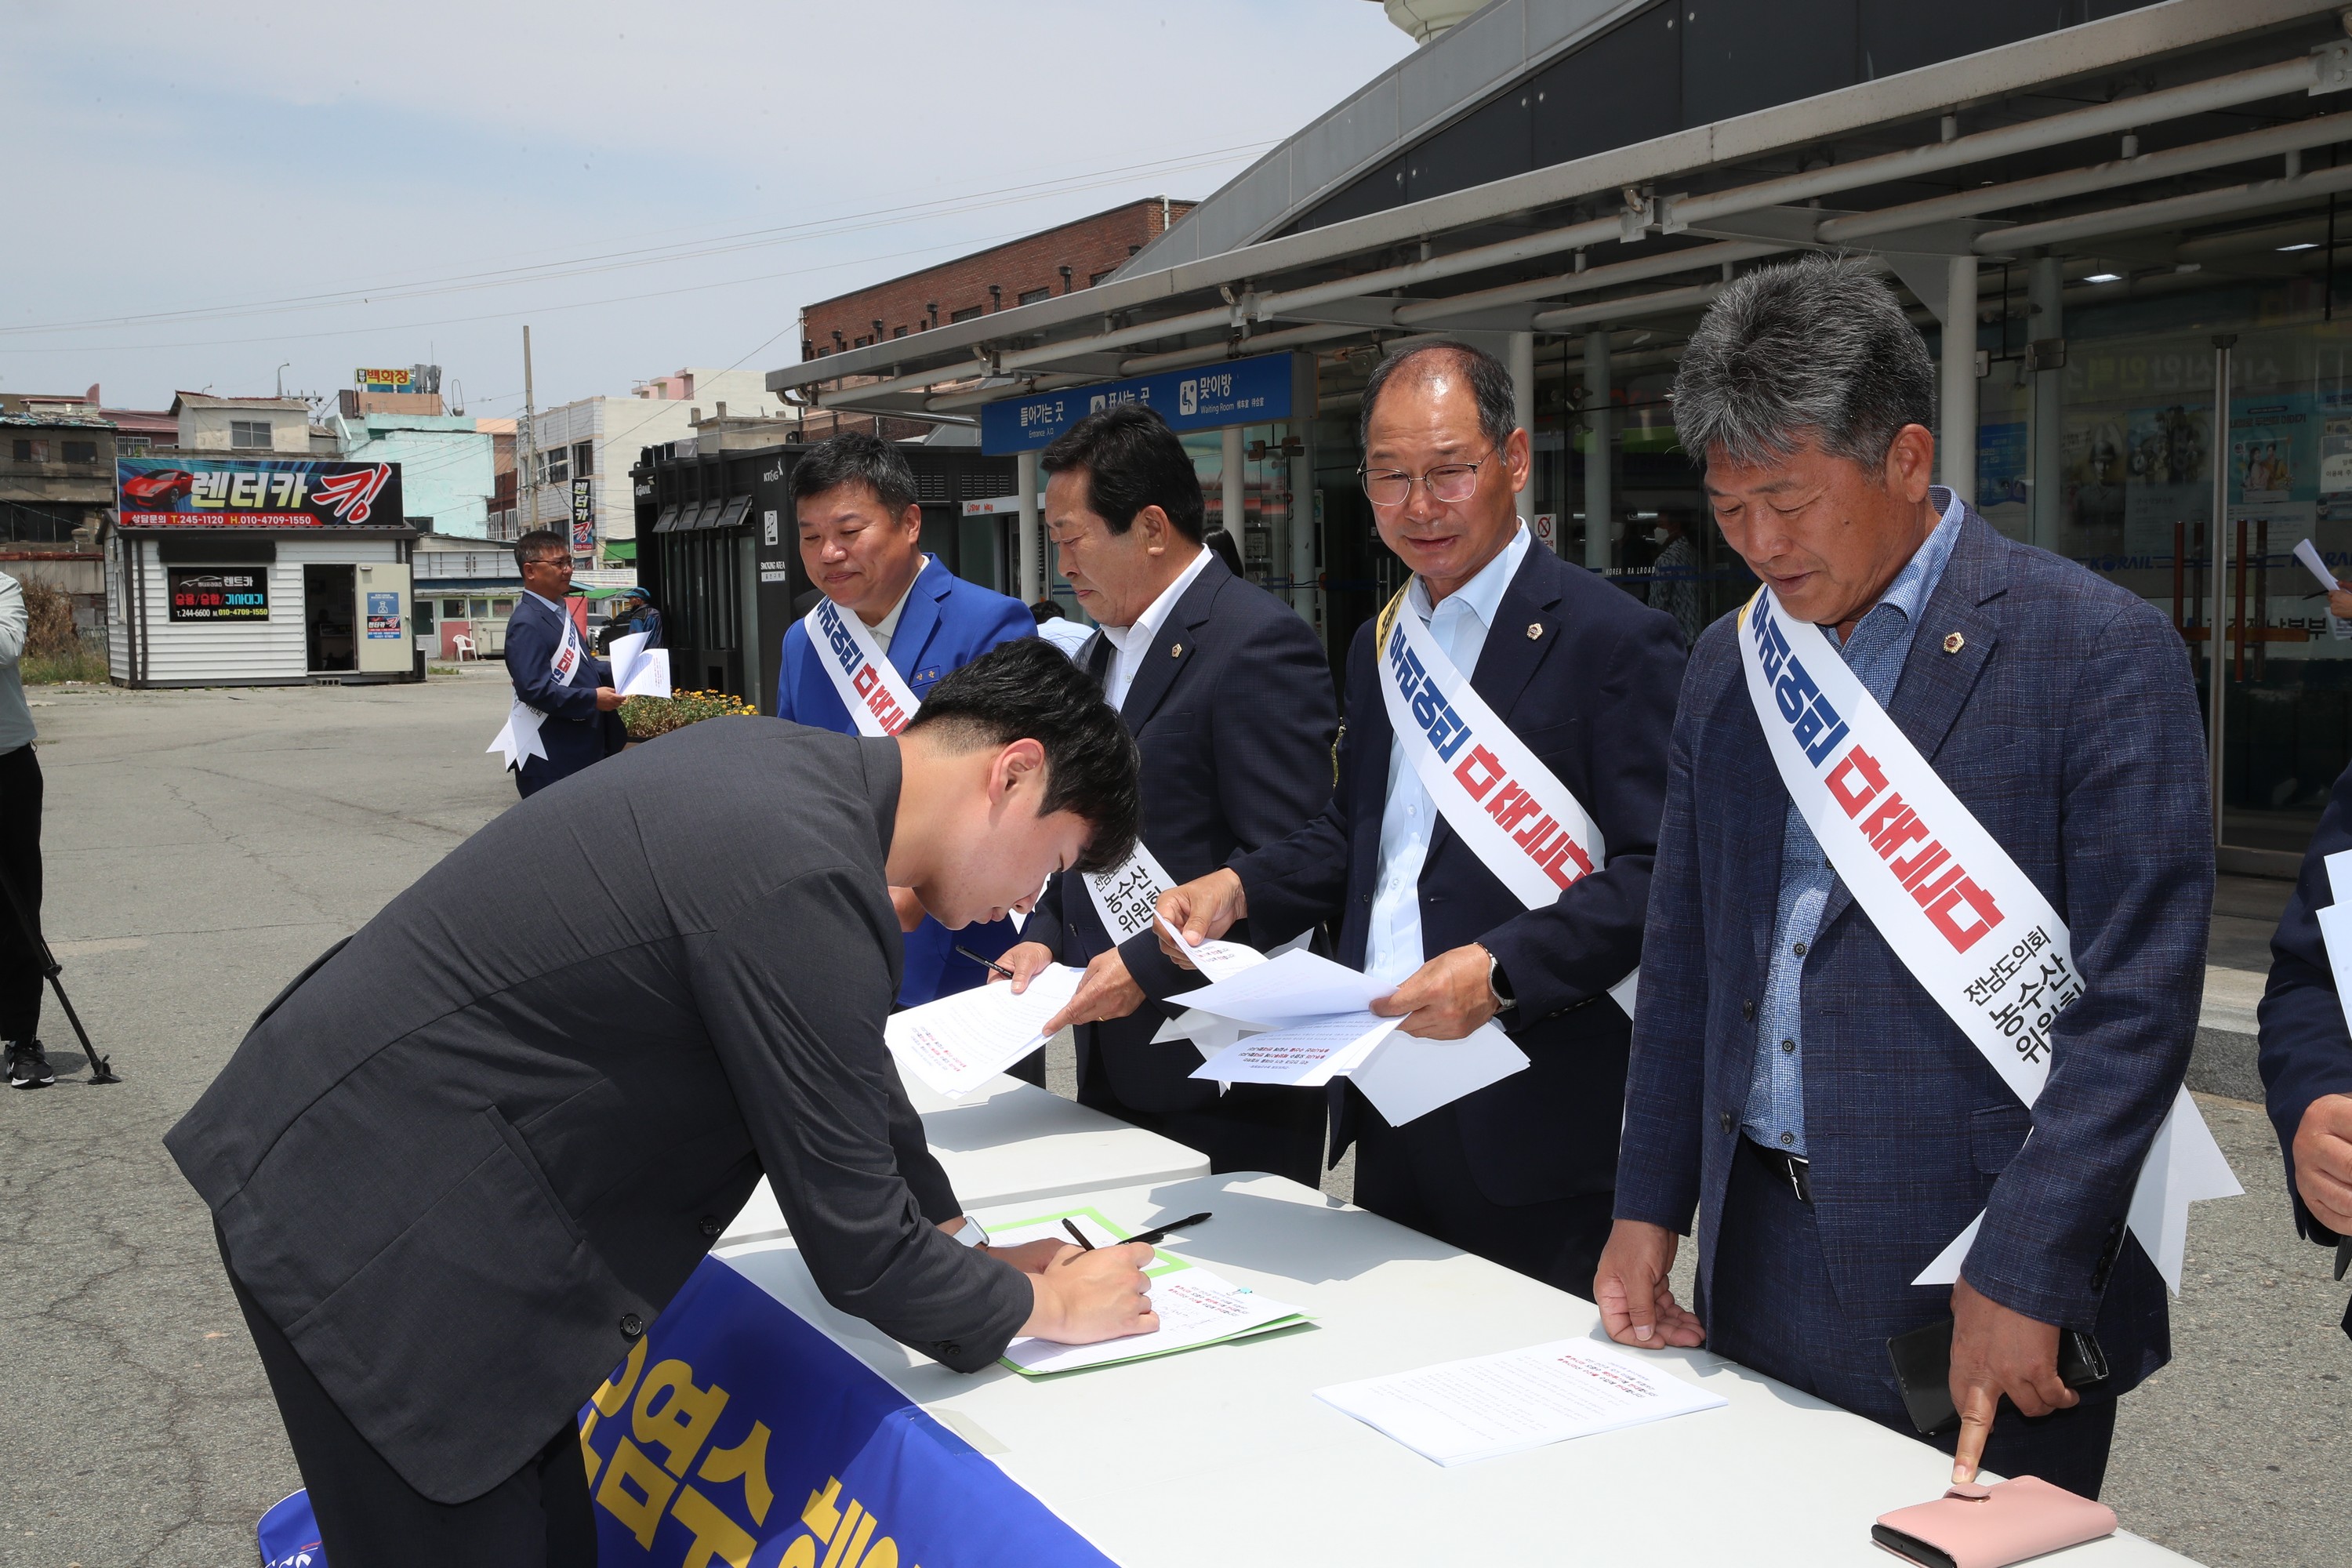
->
xmin=799 ymin=197 xmax=1194 ymax=360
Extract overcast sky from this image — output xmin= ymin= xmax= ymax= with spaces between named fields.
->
xmin=2 ymin=2 xmax=1410 ymax=416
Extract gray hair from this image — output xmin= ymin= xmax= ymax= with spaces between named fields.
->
xmin=1359 ymin=339 xmax=1518 ymax=456
xmin=1671 ymin=254 xmax=1934 ymax=474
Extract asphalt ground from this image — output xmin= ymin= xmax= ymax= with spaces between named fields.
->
xmin=1 ymin=671 xmax=2344 ymax=1566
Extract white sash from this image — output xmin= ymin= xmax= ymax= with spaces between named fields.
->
xmin=1375 ymin=591 xmax=1637 ymax=1017
xmin=1737 ymin=587 xmax=2238 ymax=1293
xmin=806 ymin=596 xmax=920 ymax=738
xmin=488 ymin=599 xmax=586 ymax=771
xmin=1083 ymin=840 xmax=1179 ymax=947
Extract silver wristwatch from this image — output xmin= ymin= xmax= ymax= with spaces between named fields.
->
xmin=1486 ymin=949 xmax=1517 ymax=1013
xmin=951 ymin=1216 xmax=990 ymax=1248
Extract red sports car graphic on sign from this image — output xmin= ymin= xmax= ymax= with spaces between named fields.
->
xmin=312 ymin=463 xmax=391 ymax=523
xmin=120 ymin=468 xmax=196 ymax=506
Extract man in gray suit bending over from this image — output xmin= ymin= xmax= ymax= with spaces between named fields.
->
xmin=167 ymin=640 xmax=1156 ymax=1567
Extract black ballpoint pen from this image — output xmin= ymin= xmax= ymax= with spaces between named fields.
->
xmin=1062 ymin=1218 xmax=1094 ymax=1250
xmin=955 ymin=944 xmax=1017 ymax=981
xmin=1126 ymin=1211 xmax=1213 ymax=1247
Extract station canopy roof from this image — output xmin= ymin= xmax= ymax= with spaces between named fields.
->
xmin=769 ymin=0 xmax=2352 ymax=427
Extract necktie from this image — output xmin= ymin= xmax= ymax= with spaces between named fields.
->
xmin=1083 ymin=632 xmax=1113 ymax=689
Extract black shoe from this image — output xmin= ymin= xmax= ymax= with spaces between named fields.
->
xmin=5 ymin=1039 xmax=53 ymax=1089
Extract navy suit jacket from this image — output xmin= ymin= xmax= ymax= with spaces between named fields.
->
xmin=2258 ymin=759 xmax=2352 ymax=1249
xmin=1617 ymin=507 xmax=2209 ymax=1394
xmin=1234 ymin=541 xmax=1686 ymax=1203
xmin=775 ymin=555 xmax=1034 ymax=1004
xmin=1022 ymin=554 xmax=1339 ymax=1112
xmin=505 ymin=594 xmax=621 ymax=789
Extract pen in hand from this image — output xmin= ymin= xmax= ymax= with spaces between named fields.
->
xmin=1061 ymin=1218 xmax=1094 ymax=1251
xmin=1127 ymin=1212 xmax=1212 ymax=1247
xmin=956 ymin=944 xmax=1017 ymax=981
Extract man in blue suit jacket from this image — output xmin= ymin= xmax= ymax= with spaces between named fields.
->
xmin=1597 ymin=257 xmax=2210 ymax=1499
xmin=1161 ymin=342 xmax=1684 ymax=1298
xmin=999 ymin=404 xmax=1339 ymax=1185
xmin=2256 ymin=760 xmax=2352 ymax=1338
xmin=503 ymin=530 xmax=623 ymax=799
xmin=775 ymin=432 xmax=1034 ymax=1007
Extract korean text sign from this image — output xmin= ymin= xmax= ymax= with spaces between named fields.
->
xmin=118 ymin=458 xmax=405 ymax=528
xmin=979 ymin=350 xmax=1307 ymax=454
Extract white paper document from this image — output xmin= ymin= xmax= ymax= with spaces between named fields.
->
xmin=486 ymin=700 xmax=547 ymax=771
xmin=1000 ymin=1264 xmax=1306 ymax=1375
xmin=606 ymin=630 xmax=672 ymax=699
xmin=1192 ymin=1011 xmax=1400 ymax=1087
xmin=1154 ymin=914 xmax=1269 ymax=984
xmin=1316 ymin=1338 xmax=1727 ymax=1466
xmin=884 ymin=966 xmax=1081 ymax=1098
xmin=1348 ymin=1022 xmax=1531 ymax=1127
xmin=1167 ymin=947 xmax=1392 ymax=1025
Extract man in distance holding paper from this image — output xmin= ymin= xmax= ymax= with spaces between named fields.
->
xmin=502 ymin=529 xmax=625 ymax=798
xmin=774 ymin=432 xmax=1036 ymax=1010
xmin=1160 ymin=341 xmax=1686 ymax=1296
xmin=166 ymin=641 xmax=1156 ymax=1566
xmin=1594 ymin=256 xmax=2226 ymax=1498
xmin=996 ymin=404 xmax=1339 ymax=1183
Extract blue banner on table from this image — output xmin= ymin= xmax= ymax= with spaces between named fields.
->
xmin=979 ymin=350 xmax=1310 ymax=454
xmin=579 ymin=1256 xmax=1114 ymax=1568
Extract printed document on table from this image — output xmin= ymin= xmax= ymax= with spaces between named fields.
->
xmin=885 ymin=965 xmax=1082 ymax=1098
xmin=1316 ymin=1338 xmax=1727 ymax=1466
xmin=983 ymin=1207 xmax=1312 ymax=1377
xmin=606 ymin=631 xmax=672 ymax=699
xmin=1190 ymin=1011 xmax=1399 ymax=1087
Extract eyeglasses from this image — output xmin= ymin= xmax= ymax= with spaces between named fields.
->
xmin=1359 ymin=448 xmax=1497 ymax=510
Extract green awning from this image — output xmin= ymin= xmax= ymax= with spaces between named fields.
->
xmin=602 ymin=539 xmax=637 ymax=562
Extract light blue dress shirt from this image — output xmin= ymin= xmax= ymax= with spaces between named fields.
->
xmin=1366 ymin=524 xmax=1534 ymax=986
xmin=1742 ymin=489 xmax=1965 ymax=1156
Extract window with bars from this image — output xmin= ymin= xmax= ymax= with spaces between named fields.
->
xmin=230 ymin=419 xmax=270 ymax=449
xmin=573 ymin=441 xmax=594 ymax=478
xmin=1018 ymin=286 xmax=1052 ymax=306
xmin=949 ymin=305 xmax=984 ymax=323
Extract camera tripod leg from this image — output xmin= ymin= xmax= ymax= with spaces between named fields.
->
xmin=0 ymin=843 xmax=117 ymax=1085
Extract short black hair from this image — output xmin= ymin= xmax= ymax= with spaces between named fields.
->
xmin=1029 ymin=598 xmax=1066 ymax=622
xmin=1201 ymin=527 xmax=1243 ymax=578
xmin=1038 ymin=402 xmax=1203 ymax=541
xmin=903 ymin=638 xmax=1139 ymax=873
xmin=514 ymin=528 xmax=568 ymax=564
xmin=1359 ymin=339 xmax=1518 ymax=456
xmin=791 ymin=430 xmax=918 ymax=517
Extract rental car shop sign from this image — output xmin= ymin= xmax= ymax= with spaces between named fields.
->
xmin=118 ymin=457 xmax=404 ymax=528
xmin=978 ymin=350 xmax=1309 ymax=454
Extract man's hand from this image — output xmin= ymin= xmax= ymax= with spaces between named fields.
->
xmin=1595 ymin=1218 xmax=1707 ymax=1348
xmin=984 ymin=1238 xmax=1070 ymax=1275
xmin=2330 ymin=585 xmax=2352 ymax=621
xmin=995 ymin=941 xmax=1058 ymax=991
xmin=1370 ymin=943 xmax=1498 ymax=1040
xmin=1155 ymin=869 xmax=1247 ymax=967
xmin=888 ymin=887 xmax=926 ymax=933
xmin=2292 ymin=1092 xmax=2352 ymax=1234
xmin=1949 ymin=1273 xmax=2074 ymax=1483
xmin=594 ymin=686 xmax=626 ymax=712
xmin=1041 ymin=948 xmax=1146 ymax=1036
xmin=1019 ymin=1241 xmax=1160 ymax=1344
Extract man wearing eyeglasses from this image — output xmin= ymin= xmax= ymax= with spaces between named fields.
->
xmin=1156 ymin=340 xmax=1686 ymax=1297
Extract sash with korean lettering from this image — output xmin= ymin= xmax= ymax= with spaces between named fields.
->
xmin=1737 ymin=588 xmax=2238 ymax=1292
xmin=487 ymin=598 xmax=587 ymax=771
xmin=1374 ymin=590 xmax=1638 ymax=1018
xmin=1082 ymin=840 xmax=1180 ymax=947
xmin=807 ymin=596 xmax=920 ymax=738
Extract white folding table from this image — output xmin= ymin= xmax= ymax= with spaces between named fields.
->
xmin=720 ymin=1171 xmax=2202 ymax=1567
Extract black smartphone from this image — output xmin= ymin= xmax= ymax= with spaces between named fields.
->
xmin=1885 ymin=1318 xmax=2111 ymax=1436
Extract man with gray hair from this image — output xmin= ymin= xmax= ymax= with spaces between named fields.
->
xmin=1158 ymin=339 xmax=1685 ymax=1297
xmin=1594 ymin=255 xmax=2213 ymax=1497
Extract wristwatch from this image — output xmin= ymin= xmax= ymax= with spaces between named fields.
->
xmin=1485 ymin=949 xmax=1517 ymax=1013
xmin=951 ymin=1216 xmax=990 ymax=1249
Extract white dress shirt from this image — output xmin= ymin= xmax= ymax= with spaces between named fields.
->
xmin=862 ymin=558 xmax=924 ymax=654
xmin=1365 ymin=524 xmax=1533 ymax=985
xmin=1095 ymin=545 xmax=1210 ymax=711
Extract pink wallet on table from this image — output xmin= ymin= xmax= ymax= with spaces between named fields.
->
xmin=1872 ymin=1477 xmax=2118 ymax=1568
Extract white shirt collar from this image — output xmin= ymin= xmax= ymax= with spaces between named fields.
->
xmin=1098 ymin=544 xmax=1210 ymax=654
xmin=521 ymin=587 xmax=569 ymax=617
xmin=859 ymin=554 xmax=929 ymax=652
xmin=1407 ymin=523 xmax=1530 ymax=630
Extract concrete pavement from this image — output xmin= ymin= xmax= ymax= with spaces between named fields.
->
xmin=0 ymin=670 xmax=2345 ymax=1566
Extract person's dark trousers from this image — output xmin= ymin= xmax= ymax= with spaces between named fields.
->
xmin=1076 ymin=1028 xmax=1325 ymax=1187
xmin=1351 ymin=1093 xmax=1614 ymax=1300
xmin=0 ymin=744 xmax=44 ymax=1042
xmin=1707 ymin=1138 xmax=2119 ymax=1499
xmin=220 ymin=1231 xmax=596 ymax=1566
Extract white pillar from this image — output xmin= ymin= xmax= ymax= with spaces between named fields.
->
xmin=1506 ymin=330 xmax=1537 ymax=530
xmin=2028 ymin=255 xmax=2063 ymax=550
xmin=1583 ymin=329 xmax=1612 ymax=573
xmin=1221 ymin=424 xmax=1246 ymax=546
xmin=1288 ymin=451 xmax=1318 ymax=626
xmin=1940 ymin=256 xmax=1979 ymax=507
xmin=1016 ymin=449 xmax=1040 ymax=604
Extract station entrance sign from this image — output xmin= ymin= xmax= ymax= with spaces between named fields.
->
xmin=979 ymin=350 xmax=1311 ymax=455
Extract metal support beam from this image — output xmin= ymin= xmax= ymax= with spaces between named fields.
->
xmin=1584 ymin=329 xmax=1613 ymax=574
xmin=2029 ymin=256 xmax=2063 ymax=551
xmin=1290 ymin=451 xmax=1318 ymax=626
xmin=1017 ymin=450 xmax=1041 ymax=605
xmin=2210 ymin=334 xmax=2236 ymax=850
xmin=1941 ymin=257 xmax=1979 ymax=506
xmin=1222 ymin=425 xmax=1246 ymax=541
xmin=1508 ymin=331 xmax=1537 ymax=528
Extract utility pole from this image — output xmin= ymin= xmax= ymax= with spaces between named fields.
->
xmin=521 ymin=325 xmax=539 ymax=546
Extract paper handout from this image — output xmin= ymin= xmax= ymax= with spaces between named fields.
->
xmin=1347 ymin=1022 xmax=1530 ymax=1127
xmin=606 ymin=630 xmax=672 ymax=699
xmin=1315 ymin=1338 xmax=1727 ymax=1466
xmin=1192 ymin=1011 xmax=1401 ymax=1087
xmin=1154 ymin=914 xmax=1268 ymax=985
xmin=986 ymin=1207 xmax=1311 ymax=1376
xmin=486 ymin=700 xmax=547 ymax=772
xmin=1167 ymin=946 xmax=1392 ymax=1025
xmin=885 ymin=965 xmax=1082 ymax=1098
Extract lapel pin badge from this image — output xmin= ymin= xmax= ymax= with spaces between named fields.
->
xmin=1942 ymin=632 xmax=1965 ymax=655
xmin=1526 ymin=622 xmax=1544 ymax=641
xmin=1170 ymin=643 xmax=1183 ymax=658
